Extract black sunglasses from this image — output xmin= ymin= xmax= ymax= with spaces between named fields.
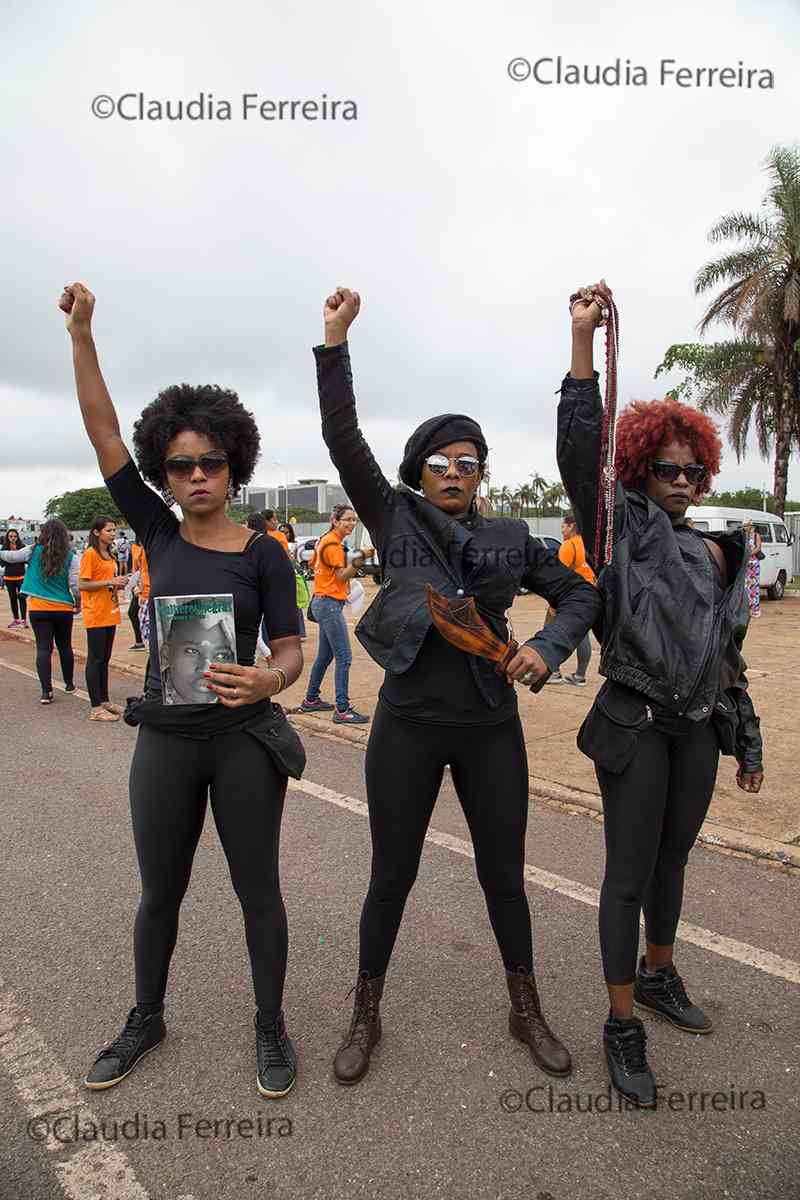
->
xmin=163 ymin=453 xmax=229 ymax=481
xmin=424 ymin=453 xmax=481 ymax=478
xmin=650 ymin=460 xmax=707 ymax=486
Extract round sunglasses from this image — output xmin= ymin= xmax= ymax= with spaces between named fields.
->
xmin=649 ymin=460 xmax=706 ymax=486
xmin=163 ymin=453 xmax=229 ymax=481
xmin=424 ymin=453 xmax=481 ymax=478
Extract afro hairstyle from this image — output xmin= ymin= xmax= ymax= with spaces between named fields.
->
xmin=132 ymin=383 xmax=261 ymax=489
xmin=614 ymin=398 xmax=722 ymax=496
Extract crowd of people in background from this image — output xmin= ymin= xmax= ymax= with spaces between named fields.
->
xmin=0 ymin=497 xmax=775 ymax=719
xmin=0 ymin=502 xmax=374 ymax=718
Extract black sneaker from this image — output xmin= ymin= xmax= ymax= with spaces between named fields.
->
xmin=40 ymin=692 xmax=54 ymax=705
xmin=84 ymin=1007 xmax=166 ymax=1090
xmin=256 ymin=1011 xmax=297 ymax=1098
xmin=603 ymin=1013 xmax=656 ymax=1107
xmin=299 ymin=697 xmax=335 ymax=712
xmin=634 ymin=957 xmax=712 ymax=1033
xmin=64 ymin=684 xmax=76 ymax=693
xmin=333 ymin=706 xmax=370 ymax=725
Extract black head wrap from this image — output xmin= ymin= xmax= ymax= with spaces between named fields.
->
xmin=398 ymin=414 xmax=488 ymax=490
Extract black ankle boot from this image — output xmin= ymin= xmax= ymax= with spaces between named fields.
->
xmin=603 ymin=1013 xmax=656 ymax=1107
xmin=84 ymin=1006 xmax=166 ymax=1090
xmin=255 ymin=1010 xmax=297 ymax=1099
xmin=634 ymin=957 xmax=712 ymax=1033
xmin=505 ymin=966 xmax=572 ymax=1077
xmin=333 ymin=970 xmax=385 ymax=1085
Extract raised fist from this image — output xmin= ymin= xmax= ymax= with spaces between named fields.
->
xmin=570 ymin=279 xmax=612 ymax=334
xmin=324 ymin=287 xmax=361 ymax=344
xmin=59 ymin=282 xmax=95 ymax=336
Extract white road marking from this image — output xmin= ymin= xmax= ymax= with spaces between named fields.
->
xmin=287 ymin=778 xmax=800 ymax=986
xmin=0 ymin=658 xmax=92 ymax=703
xmin=0 ymin=979 xmax=150 ymax=1199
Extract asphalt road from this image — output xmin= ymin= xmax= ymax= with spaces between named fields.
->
xmin=1 ymin=655 xmax=798 ymax=1200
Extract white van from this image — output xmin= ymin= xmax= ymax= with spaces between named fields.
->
xmin=686 ymin=506 xmax=795 ymax=600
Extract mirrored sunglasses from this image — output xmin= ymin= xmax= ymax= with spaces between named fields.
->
xmin=424 ymin=454 xmax=481 ymax=478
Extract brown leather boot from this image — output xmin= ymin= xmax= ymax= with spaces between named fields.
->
xmin=333 ymin=970 xmax=385 ymax=1085
xmin=505 ymin=966 xmax=572 ymax=1077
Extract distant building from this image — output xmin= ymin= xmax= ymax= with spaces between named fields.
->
xmin=0 ymin=517 xmax=42 ymax=543
xmin=241 ymin=478 xmax=351 ymax=517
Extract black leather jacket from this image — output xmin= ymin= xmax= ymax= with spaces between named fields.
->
xmin=557 ymin=371 xmax=763 ymax=772
xmin=314 ymin=343 xmax=601 ymax=710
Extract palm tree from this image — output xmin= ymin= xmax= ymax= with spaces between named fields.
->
xmin=515 ymin=483 xmax=532 ymax=517
xmin=487 ymin=486 xmax=503 ymax=516
xmin=692 ymin=145 xmax=800 ymax=516
xmin=541 ymin=481 xmax=568 ymax=515
xmin=528 ymin=473 xmax=549 ymax=517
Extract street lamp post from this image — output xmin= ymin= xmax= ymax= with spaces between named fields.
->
xmin=268 ymin=462 xmax=289 ymax=522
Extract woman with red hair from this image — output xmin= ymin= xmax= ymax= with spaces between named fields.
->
xmin=557 ymin=282 xmax=764 ymax=1108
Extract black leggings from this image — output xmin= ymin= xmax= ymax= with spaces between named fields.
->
xmin=28 ymin=612 xmax=74 ymax=693
xmin=597 ymin=720 xmax=720 ymax=985
xmin=128 ymin=594 xmax=142 ymax=644
xmin=85 ymin=625 xmax=116 ymax=706
xmin=6 ymin=579 xmax=26 ymax=621
xmin=359 ymin=701 xmax=533 ymax=977
xmin=129 ymin=725 xmax=289 ymax=1020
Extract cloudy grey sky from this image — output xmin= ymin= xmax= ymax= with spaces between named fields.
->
xmin=3 ymin=0 xmax=798 ymax=517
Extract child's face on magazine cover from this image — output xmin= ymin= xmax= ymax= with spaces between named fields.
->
xmin=169 ymin=619 xmax=235 ymax=702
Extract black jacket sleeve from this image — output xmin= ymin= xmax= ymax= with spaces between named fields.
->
xmin=730 ymin=674 xmax=764 ymax=774
xmin=556 ymin=370 xmax=626 ymax=570
xmin=313 ymin=342 xmax=394 ymax=553
xmin=519 ymin=535 xmax=602 ymax=672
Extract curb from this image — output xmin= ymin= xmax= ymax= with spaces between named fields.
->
xmin=3 ymin=628 xmax=797 ymax=872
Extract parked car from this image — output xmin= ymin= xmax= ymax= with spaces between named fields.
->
xmin=686 ymin=506 xmax=795 ymax=600
xmin=531 ymin=535 xmax=562 ymax=554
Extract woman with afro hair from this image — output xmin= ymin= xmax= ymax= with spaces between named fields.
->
xmin=59 ymin=282 xmax=305 ymax=1100
xmin=557 ymin=281 xmax=764 ymax=1108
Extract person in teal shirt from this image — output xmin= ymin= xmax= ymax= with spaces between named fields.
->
xmin=0 ymin=518 xmax=80 ymax=702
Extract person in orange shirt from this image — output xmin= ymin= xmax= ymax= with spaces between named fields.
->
xmin=300 ymin=504 xmax=372 ymax=722
xmin=128 ymin=537 xmax=148 ymax=650
xmin=545 ymin=512 xmax=597 ymax=687
xmin=264 ymin=510 xmax=290 ymax=553
xmin=79 ymin=514 xmax=129 ymax=720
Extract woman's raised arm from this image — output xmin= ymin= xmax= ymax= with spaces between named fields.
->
xmin=59 ymin=283 xmax=131 ymax=481
xmin=313 ymin=288 xmax=394 ymax=553
xmin=556 ymin=280 xmax=625 ymax=568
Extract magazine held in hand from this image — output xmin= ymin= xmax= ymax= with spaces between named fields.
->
xmin=153 ymin=594 xmax=236 ymax=705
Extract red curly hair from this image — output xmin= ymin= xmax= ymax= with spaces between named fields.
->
xmin=614 ymin=398 xmax=722 ymax=496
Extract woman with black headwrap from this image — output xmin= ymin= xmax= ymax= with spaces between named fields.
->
xmin=314 ymin=288 xmax=601 ymax=1086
